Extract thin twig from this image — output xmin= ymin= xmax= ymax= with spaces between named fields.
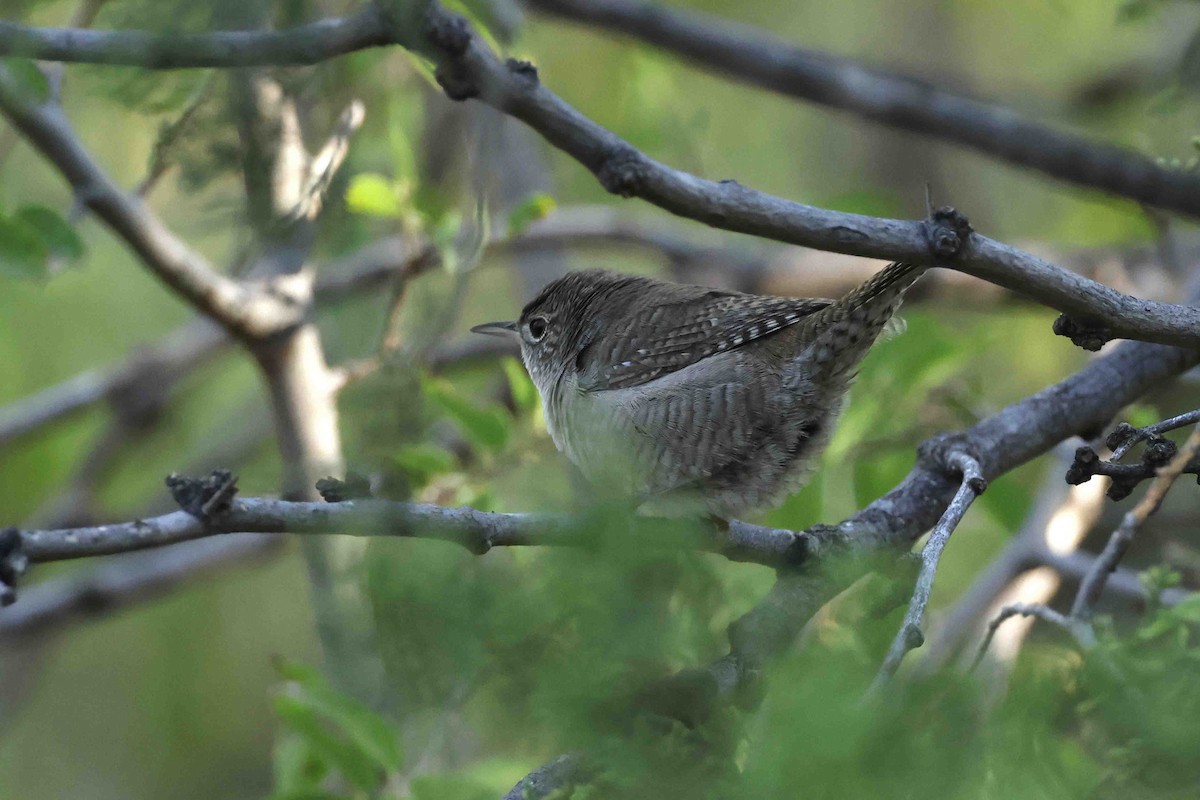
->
xmin=0 ymin=64 xmax=299 ymax=342
xmin=1071 ymin=424 xmax=1200 ymax=620
xmin=870 ymin=452 xmax=985 ymax=689
xmin=1110 ymin=408 xmax=1200 ymax=461
xmin=331 ymin=246 xmax=443 ymax=390
xmin=969 ymin=602 xmax=1095 ymax=672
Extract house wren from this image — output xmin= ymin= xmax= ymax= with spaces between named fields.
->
xmin=472 ymin=262 xmax=925 ymax=519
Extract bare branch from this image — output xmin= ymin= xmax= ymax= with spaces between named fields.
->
xmin=698 ymin=331 xmax=1198 ymax=715
xmin=1108 ymin=408 xmax=1200 ymax=461
xmin=525 ymin=0 xmax=1200 ymax=220
xmin=2 ymin=7 xmax=1199 ymax=345
xmin=10 ymin=0 xmax=1200 ymax=227
xmin=1071 ymin=424 xmax=1200 ymax=620
xmin=12 ymin=494 xmax=805 ymax=569
xmin=970 ymin=602 xmax=1095 ymax=671
xmin=0 ymin=320 xmax=227 ymax=450
xmin=0 ymin=65 xmax=299 ymax=341
xmin=412 ymin=5 xmax=1200 ymax=348
xmin=871 ymin=453 xmax=986 ymax=688
xmin=0 ymin=535 xmax=283 ymax=639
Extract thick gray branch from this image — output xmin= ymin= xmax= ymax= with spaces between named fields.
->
xmin=526 ymin=0 xmax=1200 ymax=220
xmin=713 ymin=335 xmax=1197 ymax=707
xmin=412 ymin=5 xmax=1200 ymax=347
xmin=3 ymin=7 xmax=1200 ymax=344
xmin=15 ymin=497 xmax=803 ymax=568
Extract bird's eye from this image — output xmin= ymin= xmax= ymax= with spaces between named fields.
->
xmin=528 ymin=317 xmax=548 ymax=341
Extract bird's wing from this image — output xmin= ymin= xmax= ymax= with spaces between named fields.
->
xmin=576 ymin=291 xmax=831 ymax=392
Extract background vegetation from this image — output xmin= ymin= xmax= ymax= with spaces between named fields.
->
xmin=1 ymin=0 xmax=1199 ymax=798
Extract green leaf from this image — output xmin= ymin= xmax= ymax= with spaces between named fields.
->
xmin=271 ymin=735 xmax=327 ymax=796
xmin=294 ymin=688 xmax=403 ymax=774
xmin=501 ymin=358 xmax=539 ymax=416
xmin=346 ymin=173 xmax=404 ymax=217
xmin=508 ymin=192 xmax=557 ymax=236
xmin=0 ymin=213 xmax=49 ymax=280
xmin=423 ymin=378 xmax=510 ymax=453
xmin=1169 ymin=595 xmax=1200 ymax=624
xmin=14 ymin=206 xmax=84 ymax=262
xmin=273 ymin=658 xmax=326 ymax=685
xmin=275 ymin=695 xmax=382 ymax=792
xmin=1 ymin=58 xmax=50 ymax=105
xmin=395 ymin=443 xmax=459 ymax=486
xmin=275 ymin=659 xmax=403 ymax=773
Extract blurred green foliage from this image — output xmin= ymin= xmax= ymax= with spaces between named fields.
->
xmin=2 ymin=0 xmax=1200 ymax=799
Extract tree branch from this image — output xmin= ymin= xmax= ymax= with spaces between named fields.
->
xmin=871 ymin=452 xmax=985 ymax=687
xmin=412 ymin=4 xmax=1200 ymax=349
xmin=501 ymin=753 xmax=586 ymax=800
xmin=525 ymin=0 xmax=1200 ymax=220
xmin=970 ymin=602 xmax=1095 ymax=671
xmin=697 ymin=333 xmax=1198 ymax=714
xmin=0 ymin=534 xmax=284 ymax=639
xmin=967 ymin=422 xmax=1200 ymax=669
xmin=1071 ymin=424 xmax=1200 ymax=620
xmin=0 ymin=64 xmax=300 ymax=342
xmin=3 ymin=6 xmax=1200 ymax=345
xmin=11 ymin=492 xmax=805 ymax=569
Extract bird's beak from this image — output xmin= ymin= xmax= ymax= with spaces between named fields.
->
xmin=470 ymin=320 xmax=518 ymax=337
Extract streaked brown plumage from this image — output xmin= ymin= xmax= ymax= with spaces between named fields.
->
xmin=473 ymin=263 xmax=924 ymax=518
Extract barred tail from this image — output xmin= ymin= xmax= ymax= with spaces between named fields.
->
xmin=799 ymin=261 xmax=926 ymax=382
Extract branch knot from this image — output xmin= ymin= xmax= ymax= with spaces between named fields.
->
xmin=1065 ymin=442 xmax=1197 ymax=501
xmin=596 ymin=147 xmax=648 ymax=197
xmin=505 ymin=58 xmax=539 ymax=84
xmin=165 ymin=469 xmax=239 ymax=520
xmin=923 ymin=206 xmax=972 ymax=259
xmin=1052 ymin=313 xmax=1112 ymax=351
xmin=423 ymin=10 xmax=472 ymax=57
xmin=316 ymin=472 xmax=374 ymax=502
xmin=0 ymin=528 xmax=27 ymax=607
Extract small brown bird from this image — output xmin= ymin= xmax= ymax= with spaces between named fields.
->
xmin=473 ymin=263 xmax=924 ymax=519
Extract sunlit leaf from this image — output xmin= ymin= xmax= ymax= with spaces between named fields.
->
xmin=346 ymin=173 xmax=404 ymax=217
xmin=508 ymin=193 xmax=557 ymax=236
xmin=271 ymin=735 xmax=328 ymax=797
